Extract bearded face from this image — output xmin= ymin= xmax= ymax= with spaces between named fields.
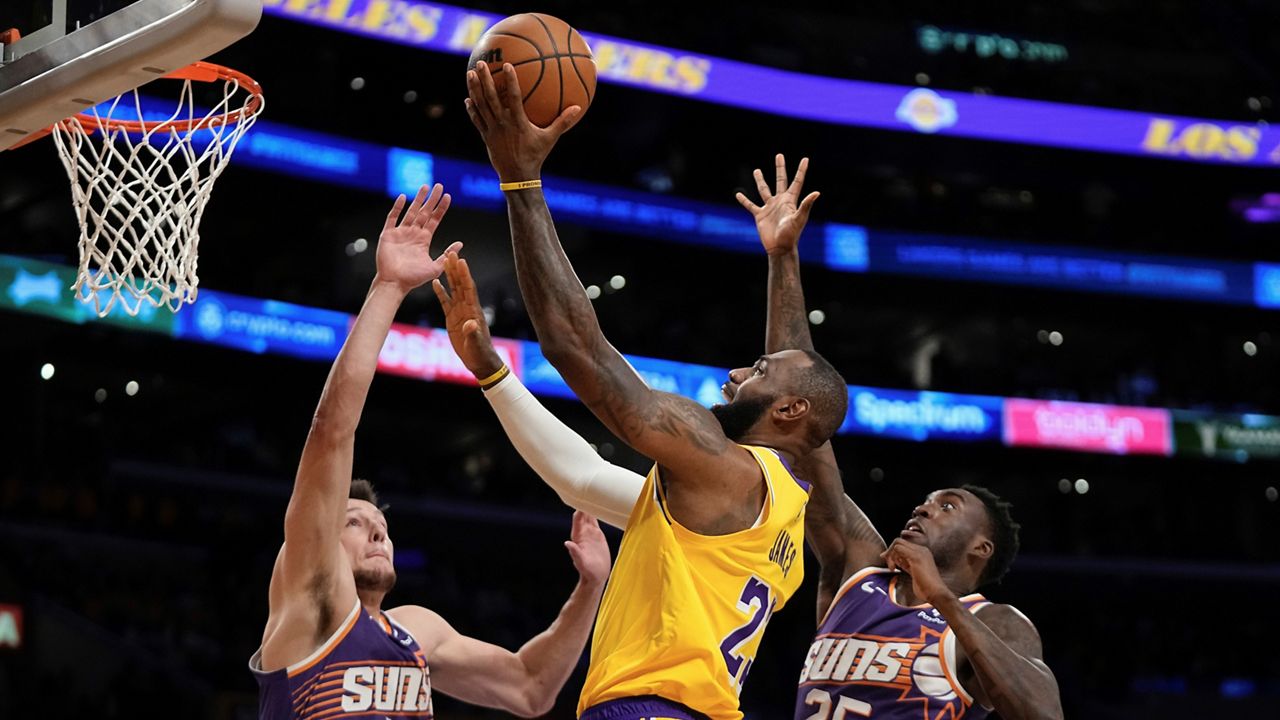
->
xmin=710 ymin=393 xmax=776 ymax=442
xmin=353 ymin=564 xmax=397 ymax=594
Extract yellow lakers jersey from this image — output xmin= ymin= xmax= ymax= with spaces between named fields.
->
xmin=578 ymin=444 xmax=810 ymax=720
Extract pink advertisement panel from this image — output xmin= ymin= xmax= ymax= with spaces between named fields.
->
xmin=376 ymin=324 xmax=521 ymax=385
xmin=1003 ymin=399 xmax=1173 ymax=455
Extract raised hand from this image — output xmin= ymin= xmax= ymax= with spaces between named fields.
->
xmin=464 ymin=61 xmax=581 ymax=183
xmin=563 ymin=510 xmax=611 ymax=589
xmin=376 ymin=183 xmax=460 ymax=292
xmin=432 ymin=251 xmax=505 ymax=379
xmin=735 ymin=154 xmax=820 ymax=256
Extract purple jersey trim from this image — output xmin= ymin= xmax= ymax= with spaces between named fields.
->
xmin=581 ymin=695 xmax=712 ymax=720
xmin=768 ymin=448 xmax=811 ymax=493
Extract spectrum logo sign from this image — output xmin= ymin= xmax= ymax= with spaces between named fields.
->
xmin=844 ymin=387 xmax=1003 ymax=442
xmin=1003 ymin=399 xmax=1173 ymax=455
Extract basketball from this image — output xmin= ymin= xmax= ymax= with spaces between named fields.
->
xmin=467 ymin=13 xmax=597 ymax=128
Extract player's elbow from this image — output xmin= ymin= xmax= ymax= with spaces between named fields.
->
xmin=307 ymin=413 xmax=354 ymax=446
xmin=1014 ymin=698 xmax=1063 ymax=720
xmin=539 ymin=335 xmax=591 ymax=369
xmin=1038 ymin=704 xmax=1065 ymax=720
xmin=511 ymin=682 xmax=556 ymax=718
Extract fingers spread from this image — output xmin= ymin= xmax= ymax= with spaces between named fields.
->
xmin=775 ymin=153 xmax=788 ymax=196
xmin=416 ymin=184 xmax=443 ymax=226
xmin=753 ymin=168 xmax=772 ymax=201
xmin=735 ymin=191 xmax=760 ymax=213
xmin=384 ymin=194 xmax=406 ymax=231
xmin=548 ymin=105 xmax=583 ymax=137
xmin=791 ymin=156 xmax=810 ymax=194
xmin=403 ymin=184 xmax=430 ymax=226
xmin=427 ymin=193 xmax=453 ymax=231
xmin=797 ymin=191 xmax=820 ymax=221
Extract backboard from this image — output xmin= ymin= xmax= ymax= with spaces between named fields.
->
xmin=0 ymin=0 xmax=261 ymax=150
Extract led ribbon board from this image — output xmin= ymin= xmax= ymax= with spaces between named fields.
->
xmin=103 ymin=97 xmax=1280 ymax=308
xmin=13 ymin=251 xmax=1262 ymax=462
xmin=265 ymin=0 xmax=1280 ymax=167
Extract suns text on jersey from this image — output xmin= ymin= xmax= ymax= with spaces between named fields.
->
xmin=340 ymin=664 xmax=432 ymax=713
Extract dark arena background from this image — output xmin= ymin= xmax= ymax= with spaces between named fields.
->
xmin=3 ymin=1 xmax=1280 ymax=718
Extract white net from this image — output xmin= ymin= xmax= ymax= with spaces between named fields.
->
xmin=51 ymin=66 xmax=263 ymax=317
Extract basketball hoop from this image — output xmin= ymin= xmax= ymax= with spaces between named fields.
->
xmin=46 ymin=61 xmax=264 ymax=317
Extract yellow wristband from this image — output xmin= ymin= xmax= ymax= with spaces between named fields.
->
xmin=478 ymin=364 xmax=511 ymax=390
xmin=499 ymin=179 xmax=542 ymax=192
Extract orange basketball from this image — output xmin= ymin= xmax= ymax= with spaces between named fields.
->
xmin=467 ymin=13 xmax=597 ymax=128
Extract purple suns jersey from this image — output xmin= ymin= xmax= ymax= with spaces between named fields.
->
xmin=251 ymin=601 xmax=433 ymax=719
xmin=795 ymin=568 xmax=993 ymax=720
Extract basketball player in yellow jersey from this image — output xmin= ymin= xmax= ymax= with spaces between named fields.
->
xmin=461 ymin=63 xmax=849 ymax=720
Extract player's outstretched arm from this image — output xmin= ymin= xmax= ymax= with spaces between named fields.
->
xmin=262 ymin=186 xmax=457 ymax=670
xmin=388 ymin=511 xmax=610 ymax=717
xmin=464 ymin=62 xmax=761 ymax=533
xmin=882 ymin=541 xmax=1064 ymax=719
xmin=433 ymin=253 xmax=644 ymax=529
xmin=740 ymin=155 xmax=886 ymax=620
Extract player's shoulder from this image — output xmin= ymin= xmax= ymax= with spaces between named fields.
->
xmin=386 ymin=604 xmax=453 ymax=652
xmin=973 ymin=602 xmax=1041 ymax=642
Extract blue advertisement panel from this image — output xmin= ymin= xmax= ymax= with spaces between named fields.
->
xmin=11 ymin=250 xmax=1280 ymax=460
xmin=432 ymin=157 xmax=761 ymax=252
xmin=1253 ymin=263 xmax=1280 ymax=308
xmin=520 ymin=341 xmax=729 ymax=408
xmin=515 ymin=342 xmax=577 ymax=401
xmin=842 ymin=386 xmax=1004 ymax=442
xmin=263 ymin=0 xmax=1280 ymax=168
xmin=124 ymin=94 xmax=1270 ymax=310
xmin=235 ymin=120 xmax=389 ymax=192
xmin=865 ymin=231 xmax=1255 ymax=306
xmin=174 ymin=290 xmax=350 ymax=361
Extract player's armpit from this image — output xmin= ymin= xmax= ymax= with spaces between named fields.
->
xmin=259 ymin=541 xmax=356 ymax=673
xmin=800 ymin=443 xmax=888 ymax=620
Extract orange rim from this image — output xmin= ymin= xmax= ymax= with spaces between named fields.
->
xmin=67 ymin=61 xmax=263 ymax=135
xmin=5 ymin=61 xmax=262 ymax=151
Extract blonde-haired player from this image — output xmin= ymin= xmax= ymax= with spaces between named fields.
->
xmin=250 ymin=185 xmax=611 ymax=720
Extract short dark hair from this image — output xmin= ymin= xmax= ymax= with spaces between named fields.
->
xmin=349 ymin=479 xmax=389 ymax=512
xmin=794 ymin=350 xmax=848 ymax=446
xmin=962 ymin=484 xmax=1020 ymax=586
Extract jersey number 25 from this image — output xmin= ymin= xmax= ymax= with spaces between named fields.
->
xmin=802 ymin=689 xmax=872 ymax=719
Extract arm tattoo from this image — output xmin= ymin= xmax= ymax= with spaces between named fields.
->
xmin=950 ymin=604 xmax=1062 ymax=719
xmin=504 ymin=190 xmax=729 ymax=460
xmin=766 ymin=251 xmax=814 ymax=353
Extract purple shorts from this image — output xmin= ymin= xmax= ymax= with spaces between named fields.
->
xmin=579 ymin=695 xmax=711 ymax=720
